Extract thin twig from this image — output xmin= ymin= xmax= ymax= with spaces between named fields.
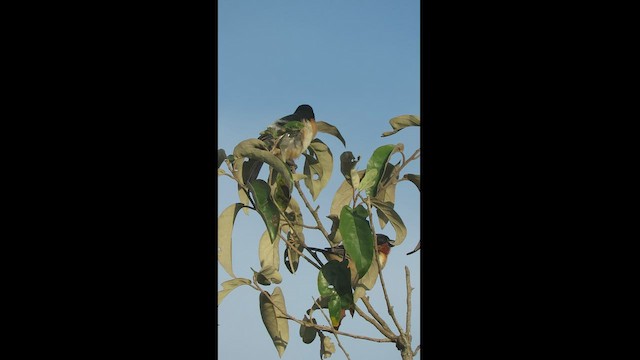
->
xmin=360 ymin=296 xmax=394 ymax=335
xmin=294 ymin=181 xmax=331 ymax=241
xmin=276 ymin=232 xmax=322 ymax=271
xmin=405 ymin=266 xmax=413 ymax=336
xmin=412 ymin=345 xmax=421 ymax=357
xmin=250 ymin=281 xmax=393 ymax=343
xmin=312 ymin=297 xmax=351 ymax=360
xmin=364 ymin=197 xmax=408 ymax=342
xmin=354 ymin=303 xmax=396 ymax=340
xmin=219 ymin=172 xmax=237 ymax=181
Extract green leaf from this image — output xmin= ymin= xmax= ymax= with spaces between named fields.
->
xmin=317 ymin=260 xmax=353 ymax=329
xmin=327 ymin=295 xmax=344 ymax=329
xmin=357 ymin=168 xmax=378 ymax=192
xmin=259 ymin=287 xmax=289 ymax=358
xmin=299 ymin=315 xmax=318 ymax=344
xmin=363 ymin=144 xmax=403 ymax=197
xmin=303 ymin=139 xmax=333 ymax=201
xmin=258 ymin=231 xmax=282 ymax=284
xmin=318 ymin=260 xmax=353 ymax=298
xmin=404 ymin=173 xmax=421 ymax=191
xmin=249 ymin=180 xmax=281 ymax=243
xmin=315 ymin=121 xmax=346 ymax=147
xmin=217 ymin=149 xmax=226 ymax=169
xmin=217 ymin=278 xmax=251 ymax=305
xmin=339 ymin=206 xmax=374 ymax=278
xmin=370 ymin=199 xmax=407 ymax=245
xmin=233 ymin=138 xmax=292 ymax=187
xmin=381 ymin=115 xmax=420 ymax=137
xmin=217 ymin=203 xmax=244 ymax=278
xmin=271 ymin=171 xmax=292 ymax=211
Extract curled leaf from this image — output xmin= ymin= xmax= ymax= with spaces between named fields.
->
xmin=316 ymin=121 xmax=346 ymax=147
xmin=370 ymin=198 xmax=407 ymax=245
xmin=326 ymin=214 xmax=342 ymax=245
xmin=404 ymin=173 xmax=421 ymax=192
xmin=376 ymin=163 xmax=399 ymax=228
xmin=339 ymin=151 xmax=360 ymax=185
xmin=218 ymin=278 xmax=251 ymax=305
xmin=381 ymin=115 xmax=420 ymax=137
xmin=233 ymin=138 xmax=292 ymax=187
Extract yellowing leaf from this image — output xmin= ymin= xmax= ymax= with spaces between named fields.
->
xmin=233 ymin=138 xmax=292 ymax=187
xmin=303 ymin=139 xmax=333 ymax=201
xmin=218 ymin=278 xmax=251 ymax=305
xmin=259 ymin=287 xmax=289 ymax=358
xmin=370 ymin=199 xmax=407 ymax=245
xmin=330 ymin=170 xmax=365 ymax=216
xmin=217 ymin=203 xmax=244 ymax=278
xmin=316 ymin=121 xmax=346 ymax=147
xmin=320 ymin=333 xmax=336 ymax=358
xmin=381 ymin=115 xmax=420 ymax=137
xmin=258 ymin=230 xmax=282 ymax=284
xmin=404 ymin=173 xmax=421 ymax=191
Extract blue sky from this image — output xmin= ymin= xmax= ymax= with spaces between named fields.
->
xmin=217 ymin=1 xmax=420 ymax=359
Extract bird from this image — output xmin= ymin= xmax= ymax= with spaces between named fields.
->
xmin=306 ymin=234 xmax=395 ymax=288
xmin=260 ymin=104 xmax=317 ymax=164
xmin=245 ymin=104 xmax=318 ymax=184
xmin=307 ymin=234 xmax=395 ymax=329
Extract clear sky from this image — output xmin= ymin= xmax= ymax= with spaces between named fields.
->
xmin=217 ymin=1 xmax=420 ymax=359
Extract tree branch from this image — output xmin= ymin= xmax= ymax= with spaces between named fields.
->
xmin=313 ymin=297 xmax=351 ymax=360
xmin=276 ymin=232 xmax=322 ymax=271
xmin=294 ymin=181 xmax=331 ymax=242
xmin=360 ymin=297 xmax=395 ymax=336
xmin=405 ymin=266 xmax=413 ymax=337
xmin=364 ymin=197 xmax=409 ymax=345
xmin=250 ymin=280 xmax=393 ymax=343
xmin=354 ymin=302 xmax=397 ymax=340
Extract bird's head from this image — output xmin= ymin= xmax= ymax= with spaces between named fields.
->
xmin=294 ymin=104 xmax=315 ymax=120
xmin=375 ymin=234 xmax=395 ymax=269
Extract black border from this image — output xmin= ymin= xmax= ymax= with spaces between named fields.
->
xmin=33 ymin=1 xmax=596 ymax=358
